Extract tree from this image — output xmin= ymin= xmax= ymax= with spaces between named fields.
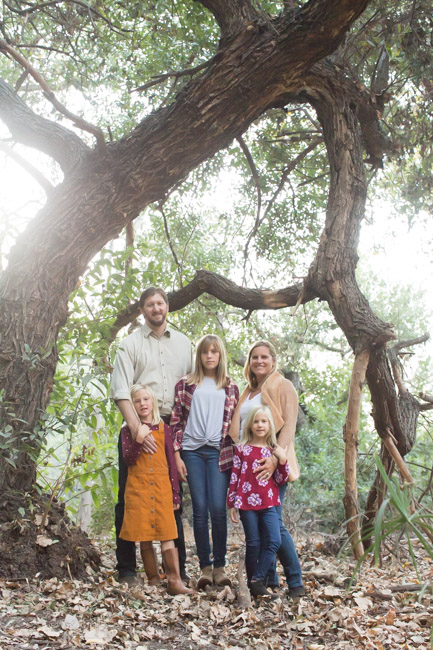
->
xmin=1 ymin=0 xmax=432 ymax=573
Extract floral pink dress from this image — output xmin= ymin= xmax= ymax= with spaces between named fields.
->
xmin=227 ymin=444 xmax=289 ymax=511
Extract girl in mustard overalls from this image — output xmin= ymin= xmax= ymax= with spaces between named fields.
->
xmin=119 ymin=384 xmax=192 ymax=595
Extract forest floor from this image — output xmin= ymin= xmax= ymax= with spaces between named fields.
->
xmin=1 ymin=522 xmax=432 ymax=650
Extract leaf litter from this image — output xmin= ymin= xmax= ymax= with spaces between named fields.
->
xmin=0 ymin=535 xmax=432 ymax=650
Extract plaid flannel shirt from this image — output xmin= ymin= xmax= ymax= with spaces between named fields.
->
xmin=170 ymin=376 xmax=239 ymax=472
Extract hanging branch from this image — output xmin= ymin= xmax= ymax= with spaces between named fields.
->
xmin=241 ymin=135 xmax=323 ymax=273
xmin=343 ymin=349 xmax=370 ymax=560
xmin=157 ymin=201 xmax=183 ymax=288
xmin=0 ymin=38 xmax=105 ymax=150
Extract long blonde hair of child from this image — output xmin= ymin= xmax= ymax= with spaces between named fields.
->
xmin=130 ymin=383 xmax=161 ymax=426
xmin=241 ymin=405 xmax=277 ymax=447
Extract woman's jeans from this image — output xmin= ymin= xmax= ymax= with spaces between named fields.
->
xmin=182 ymin=445 xmax=230 ymax=569
xmin=240 ymin=507 xmax=281 ymax=582
xmin=265 ymin=483 xmax=303 ymax=588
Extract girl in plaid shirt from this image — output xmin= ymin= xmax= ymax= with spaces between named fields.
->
xmin=171 ymin=334 xmax=239 ymax=590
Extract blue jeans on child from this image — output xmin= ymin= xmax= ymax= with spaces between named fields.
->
xmin=240 ymin=507 xmax=281 ymax=582
xmin=182 ymin=445 xmax=230 ymax=569
xmin=264 ymin=483 xmax=303 ymax=588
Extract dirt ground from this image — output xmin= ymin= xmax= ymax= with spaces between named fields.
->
xmin=0 ymin=491 xmax=100 ymax=580
xmin=0 ymin=503 xmax=432 ymax=650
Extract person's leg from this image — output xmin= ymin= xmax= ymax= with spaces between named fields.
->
xmin=253 ymin=508 xmax=281 ymax=582
xmin=205 ymin=446 xmax=231 ymax=585
xmin=161 ymin=414 xmax=188 ymax=578
xmin=205 ymin=447 xmax=230 ymax=569
xmin=239 ymin=509 xmax=261 ymax=584
xmin=161 ymin=540 xmax=193 ymax=595
xmin=140 ymin=541 xmax=161 ymax=585
xmin=274 ymin=483 xmax=303 ymax=588
xmin=174 ymin=483 xmax=188 ymax=578
xmin=182 ymin=448 xmax=212 ymax=569
xmin=115 ymin=432 xmax=137 ymax=579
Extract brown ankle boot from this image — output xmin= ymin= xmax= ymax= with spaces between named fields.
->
xmin=140 ymin=543 xmax=161 ymax=586
xmin=162 ymin=548 xmax=193 ymax=595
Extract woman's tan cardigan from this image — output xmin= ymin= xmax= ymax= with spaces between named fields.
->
xmin=228 ymin=370 xmax=300 ymax=482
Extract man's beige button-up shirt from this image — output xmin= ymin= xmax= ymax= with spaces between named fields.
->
xmin=110 ymin=323 xmax=193 ymax=416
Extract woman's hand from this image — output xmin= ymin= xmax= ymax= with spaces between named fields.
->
xmin=230 ymin=507 xmax=239 ymax=524
xmin=174 ymin=451 xmax=188 ymax=482
xmin=253 ymin=455 xmax=278 ymax=482
xmin=173 ymin=503 xmax=180 ymax=511
xmin=272 ymin=444 xmax=288 ymax=464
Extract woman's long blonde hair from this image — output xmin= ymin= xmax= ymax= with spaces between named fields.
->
xmin=243 ymin=340 xmax=278 ymax=390
xmin=187 ymin=334 xmax=229 ymax=389
xmin=241 ymin=405 xmax=277 ymax=447
xmin=130 ymin=384 xmax=161 ymax=426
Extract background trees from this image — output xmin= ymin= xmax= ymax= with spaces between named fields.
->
xmin=1 ymin=0 xmax=432 ymax=574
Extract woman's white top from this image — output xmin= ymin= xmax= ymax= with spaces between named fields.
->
xmin=239 ymin=391 xmax=262 ymax=435
xmin=183 ymin=377 xmax=226 ymax=450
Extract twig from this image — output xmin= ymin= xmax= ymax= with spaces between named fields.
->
xmin=157 ymin=201 xmax=183 ymax=287
xmin=133 ymin=58 xmax=215 ymax=93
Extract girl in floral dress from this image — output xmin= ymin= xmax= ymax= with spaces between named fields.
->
xmin=227 ymin=406 xmax=289 ymax=599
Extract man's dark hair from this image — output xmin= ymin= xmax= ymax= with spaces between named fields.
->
xmin=139 ymin=286 xmax=169 ymax=308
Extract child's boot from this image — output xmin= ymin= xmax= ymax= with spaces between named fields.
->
xmin=249 ymin=580 xmax=279 ymax=600
xmin=140 ymin=543 xmax=161 ymax=586
xmin=213 ymin=566 xmax=231 ymax=587
xmin=162 ymin=548 xmax=193 ymax=595
xmin=197 ymin=565 xmax=213 ymax=590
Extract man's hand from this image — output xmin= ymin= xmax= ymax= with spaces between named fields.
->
xmin=136 ymin=423 xmax=158 ymax=453
xmin=253 ymin=455 xmax=278 ymax=482
xmin=174 ymin=452 xmax=188 ymax=482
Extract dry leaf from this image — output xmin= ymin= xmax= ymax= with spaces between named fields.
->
xmin=36 ymin=535 xmax=58 ymax=547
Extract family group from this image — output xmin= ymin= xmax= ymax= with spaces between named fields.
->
xmin=109 ymin=286 xmax=305 ymax=601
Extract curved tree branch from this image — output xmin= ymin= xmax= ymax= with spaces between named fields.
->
xmin=108 ymin=270 xmax=313 ymax=342
xmin=0 ymin=79 xmax=90 ymax=172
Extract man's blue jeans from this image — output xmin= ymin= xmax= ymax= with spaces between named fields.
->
xmin=182 ymin=445 xmax=230 ymax=569
xmin=265 ymin=483 xmax=303 ymax=588
xmin=240 ymin=507 xmax=281 ymax=582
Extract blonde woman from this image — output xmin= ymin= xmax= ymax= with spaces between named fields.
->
xmin=229 ymin=341 xmax=305 ymax=599
xmin=171 ymin=334 xmax=239 ymax=589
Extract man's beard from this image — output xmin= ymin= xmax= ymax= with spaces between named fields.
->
xmin=147 ymin=314 xmax=166 ymax=328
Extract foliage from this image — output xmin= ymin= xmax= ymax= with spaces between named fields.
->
xmin=352 ymin=455 xmax=433 ymax=598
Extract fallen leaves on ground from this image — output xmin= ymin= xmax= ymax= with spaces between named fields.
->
xmin=0 ymin=536 xmax=432 ymax=649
